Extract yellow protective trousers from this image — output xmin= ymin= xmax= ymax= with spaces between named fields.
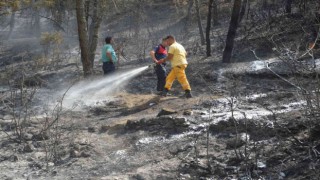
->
xmin=164 ymin=64 xmax=191 ymax=91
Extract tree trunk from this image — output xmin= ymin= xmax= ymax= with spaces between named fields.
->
xmin=285 ymin=0 xmax=293 ymax=14
xmin=222 ymin=0 xmax=241 ymax=63
xmin=246 ymin=0 xmax=251 ymax=19
xmin=52 ymin=0 xmax=65 ymax=31
xmin=76 ymin=0 xmax=91 ymax=77
xmin=133 ymin=1 xmax=142 ymax=38
xmin=298 ymin=0 xmax=306 ymax=13
xmin=88 ymin=0 xmax=102 ymax=65
xmin=238 ymin=0 xmax=248 ymax=23
xmin=8 ymin=12 xmax=15 ymax=39
xmin=111 ymin=0 xmax=120 ymax=13
xmin=212 ymin=0 xmax=219 ymax=26
xmin=194 ymin=0 xmax=205 ymax=45
xmin=262 ymin=0 xmax=267 ymax=9
xmin=32 ymin=0 xmax=40 ymax=37
xmin=184 ymin=0 xmax=194 ymax=30
xmin=206 ymin=0 xmax=214 ymax=57
xmin=76 ymin=0 xmax=102 ymax=77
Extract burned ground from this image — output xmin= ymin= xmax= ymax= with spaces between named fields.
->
xmin=1 ymin=1 xmax=320 ymax=179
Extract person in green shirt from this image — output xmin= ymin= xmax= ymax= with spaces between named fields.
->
xmin=101 ymin=36 xmax=118 ymax=75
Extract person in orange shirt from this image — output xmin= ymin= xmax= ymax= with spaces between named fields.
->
xmin=157 ymin=35 xmax=192 ymax=98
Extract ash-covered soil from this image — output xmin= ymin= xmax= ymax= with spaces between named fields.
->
xmin=1 ymin=1 xmax=320 ymax=178
xmin=1 ymin=47 xmax=319 ymax=179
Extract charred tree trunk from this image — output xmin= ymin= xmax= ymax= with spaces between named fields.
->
xmin=32 ymin=0 xmax=41 ymax=37
xmin=285 ymin=0 xmax=293 ymax=14
xmin=262 ymin=0 xmax=267 ymax=9
xmin=212 ymin=0 xmax=219 ymax=26
xmin=206 ymin=0 xmax=214 ymax=57
xmin=222 ymin=0 xmax=241 ymax=63
xmin=184 ymin=0 xmax=194 ymax=31
xmin=85 ymin=0 xmax=90 ymax=30
xmin=88 ymin=0 xmax=102 ymax=65
xmin=298 ymin=0 xmax=306 ymax=13
xmin=238 ymin=0 xmax=248 ymax=23
xmin=76 ymin=0 xmax=91 ymax=77
xmin=51 ymin=0 xmax=66 ymax=31
xmin=195 ymin=0 xmax=205 ymax=45
xmin=7 ymin=12 xmax=15 ymax=39
xmin=133 ymin=1 xmax=143 ymax=38
xmin=76 ymin=0 xmax=102 ymax=77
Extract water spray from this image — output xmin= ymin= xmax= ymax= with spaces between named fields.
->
xmin=60 ymin=65 xmax=150 ymax=108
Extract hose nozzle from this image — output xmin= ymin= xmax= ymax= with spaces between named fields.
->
xmin=148 ymin=63 xmax=156 ymax=68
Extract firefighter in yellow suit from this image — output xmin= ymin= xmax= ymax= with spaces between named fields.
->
xmin=157 ymin=35 xmax=192 ymax=98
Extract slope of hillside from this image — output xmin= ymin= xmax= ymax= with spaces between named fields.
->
xmin=1 ymin=1 xmax=320 ymax=179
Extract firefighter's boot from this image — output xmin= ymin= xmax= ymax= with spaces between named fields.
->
xmin=161 ymin=88 xmax=169 ymax=97
xmin=185 ymin=90 xmax=193 ymax=98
